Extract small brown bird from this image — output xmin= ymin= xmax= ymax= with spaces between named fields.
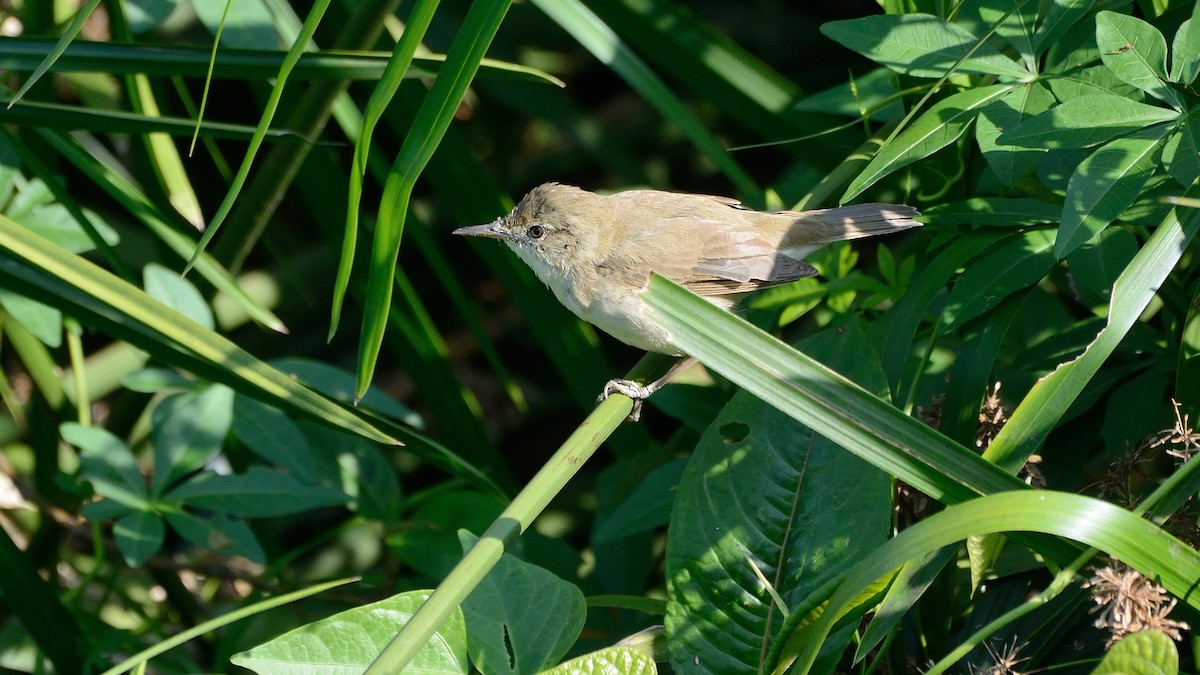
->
xmin=455 ymin=183 xmax=920 ymax=417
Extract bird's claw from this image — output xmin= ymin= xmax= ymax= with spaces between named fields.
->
xmin=598 ymin=379 xmax=655 ymax=422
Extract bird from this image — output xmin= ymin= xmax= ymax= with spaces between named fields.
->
xmin=455 ymin=183 xmax=921 ymax=419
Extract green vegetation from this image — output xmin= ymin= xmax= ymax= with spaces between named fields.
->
xmin=0 ymin=0 xmax=1197 ymax=673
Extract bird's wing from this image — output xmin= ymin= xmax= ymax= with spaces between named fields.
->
xmin=646 ymin=218 xmax=817 ymax=297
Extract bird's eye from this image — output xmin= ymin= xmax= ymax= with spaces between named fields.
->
xmin=527 ymin=224 xmax=546 ymax=239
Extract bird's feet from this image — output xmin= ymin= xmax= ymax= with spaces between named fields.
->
xmin=597 ymin=378 xmax=656 ymax=422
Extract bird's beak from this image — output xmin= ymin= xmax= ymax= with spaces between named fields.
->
xmin=452 ymin=219 xmax=509 ymax=239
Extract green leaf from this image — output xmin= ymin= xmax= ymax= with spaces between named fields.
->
xmin=1033 ymin=0 xmax=1095 ymax=53
xmin=1096 ymin=11 xmax=1180 ymax=106
xmin=1046 ymin=64 xmax=1141 ymax=102
xmin=820 ymin=14 xmax=1030 ymax=79
xmin=996 ymin=94 xmax=1179 ymax=149
xmin=143 ymin=262 xmax=213 ymax=330
xmin=1094 ymin=631 xmax=1178 ymax=675
xmin=0 ymin=289 xmax=61 ymax=347
xmin=941 ymin=229 xmax=1056 ymax=333
xmin=976 ymin=82 xmax=1056 ymax=185
xmin=1056 ymin=126 xmax=1168 ymax=258
xmin=230 ymin=395 xmax=320 ymax=483
xmin=1162 ymin=111 xmax=1200 ymax=187
xmin=271 ymin=357 xmax=420 ymax=427
xmin=63 ymin=422 xmax=148 ymax=507
xmin=231 ymin=591 xmax=468 ymax=675
xmin=459 ymin=532 xmax=585 ymax=674
xmin=665 ymin=323 xmax=892 ymax=674
xmin=166 ymin=511 xmax=265 ymax=563
xmin=844 ymin=84 xmax=1014 ymax=202
xmin=1171 ymin=4 xmax=1200 ymax=84
xmin=1067 ymin=227 xmax=1138 ymax=299
xmin=539 ymin=647 xmax=657 ymax=675
xmin=780 ymin=492 xmax=1200 ymax=674
xmin=164 ymin=466 xmax=349 ymax=518
xmin=113 ymin=511 xmax=165 ymax=567
xmin=592 ymin=458 xmax=686 ymax=543
xmin=151 ymin=385 xmax=235 ymax=495
xmin=121 ymin=367 xmax=198 ymax=393
xmin=978 ymin=0 xmax=1038 ymax=68
xmin=984 ymin=191 xmax=1200 ymax=473
xmin=920 ymin=198 xmax=1060 ymax=226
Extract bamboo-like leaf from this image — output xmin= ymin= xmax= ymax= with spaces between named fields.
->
xmin=0 ymin=213 xmax=398 ymax=446
xmin=843 ymin=84 xmax=1014 ymax=203
xmin=331 ymin=0 xmax=441 ymax=339
xmin=777 ymin=492 xmax=1200 ymax=674
xmin=984 ymin=189 xmax=1200 ymax=473
xmin=355 ymin=0 xmax=512 ymax=398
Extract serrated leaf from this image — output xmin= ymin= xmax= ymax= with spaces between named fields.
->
xmin=1056 ymin=127 xmax=1168 ymax=258
xmin=459 ymin=532 xmax=585 ymax=675
xmin=997 ymin=94 xmax=1179 ymax=149
xmin=665 ymin=323 xmax=892 ymax=674
xmin=1096 ymin=11 xmax=1178 ymax=106
xmin=1067 ymin=227 xmax=1138 ymax=299
xmin=144 ymin=262 xmax=213 ymax=331
xmin=1093 ymin=631 xmax=1178 ymax=675
xmin=231 ymin=590 xmax=468 ymax=675
xmin=976 ymin=82 xmax=1056 ymax=185
xmin=941 ymin=229 xmax=1057 ymax=332
xmin=820 ymin=14 xmax=1029 ymax=79
xmin=164 ymin=466 xmax=348 ymax=518
xmin=151 ymin=385 xmax=235 ymax=495
xmin=921 ymin=198 xmax=1060 ymax=226
xmin=113 ymin=511 xmax=165 ymax=567
xmin=845 ymin=84 xmax=1014 ymax=202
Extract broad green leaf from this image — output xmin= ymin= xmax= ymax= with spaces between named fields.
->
xmin=232 ymin=591 xmax=468 ymax=675
xmin=113 ymin=511 xmax=165 ymax=567
xmin=1093 ymin=631 xmax=1178 ymax=675
xmin=976 ymin=82 xmax=1055 ymax=185
xmin=62 ymin=422 xmax=147 ymax=504
xmin=984 ymin=192 xmax=1200 ymax=473
xmin=941 ymin=229 xmax=1056 ymax=333
xmin=920 ymin=198 xmax=1060 ymax=226
xmin=1096 ymin=11 xmax=1181 ymax=107
xmin=997 ymin=94 xmax=1179 ymax=149
xmin=844 ymin=84 xmax=1014 ymax=202
xmin=540 ymin=647 xmax=657 ymax=675
xmin=143 ymin=263 xmax=213 ymax=330
xmin=665 ymin=323 xmax=892 ymax=674
xmin=230 ymin=395 xmax=320 ymax=483
xmin=0 ymin=289 xmax=61 ymax=347
xmin=820 ymin=14 xmax=1030 ymax=79
xmin=1046 ymin=64 xmax=1141 ymax=102
xmin=1066 ymin=227 xmax=1138 ymax=300
xmin=1162 ymin=111 xmax=1200 ymax=187
xmin=459 ymin=532 xmax=585 ymax=675
xmin=166 ymin=511 xmax=265 ymax=563
xmin=151 ymin=385 xmax=235 ymax=495
xmin=779 ymin=492 xmax=1200 ymax=674
xmin=1056 ymin=126 xmax=1168 ymax=258
xmin=164 ymin=466 xmax=349 ymax=518
xmin=1033 ymin=0 xmax=1095 ymax=52
xmin=1171 ymin=5 xmax=1200 ymax=84
xmin=11 ymin=201 xmax=119 ymax=254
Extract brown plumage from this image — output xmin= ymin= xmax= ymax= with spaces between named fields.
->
xmin=455 ymin=183 xmax=921 ymax=356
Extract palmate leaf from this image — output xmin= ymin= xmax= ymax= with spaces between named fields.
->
xmin=820 ymin=14 xmax=1029 ymax=79
xmin=996 ymin=93 xmax=1180 ymax=149
xmin=1096 ymin=10 xmax=1181 ymax=108
xmin=843 ymin=84 xmax=1015 ymax=202
xmin=1056 ymin=126 xmax=1170 ymax=258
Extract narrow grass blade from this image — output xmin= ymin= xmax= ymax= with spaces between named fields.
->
xmin=8 ymin=0 xmax=100 ymax=106
xmin=331 ymin=0 xmax=441 ymax=340
xmin=354 ymin=0 xmax=513 ymax=398
xmin=984 ymin=187 xmax=1200 ymax=473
